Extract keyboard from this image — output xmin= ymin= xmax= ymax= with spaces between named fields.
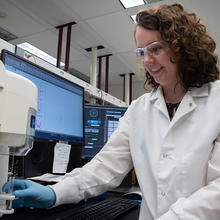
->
xmin=20 ymin=197 xmax=139 ymax=220
xmin=63 ymin=197 xmax=139 ymax=220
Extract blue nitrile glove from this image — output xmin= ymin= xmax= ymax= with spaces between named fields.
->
xmin=2 ymin=179 xmax=56 ymax=208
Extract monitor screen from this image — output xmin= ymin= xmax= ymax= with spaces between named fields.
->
xmin=1 ymin=50 xmax=84 ymax=144
xmin=82 ymin=105 xmax=127 ymax=158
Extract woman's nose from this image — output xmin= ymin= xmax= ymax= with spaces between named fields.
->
xmin=142 ymin=53 xmax=155 ymax=64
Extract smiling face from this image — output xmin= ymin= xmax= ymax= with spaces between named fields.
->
xmin=135 ymin=26 xmax=178 ymax=90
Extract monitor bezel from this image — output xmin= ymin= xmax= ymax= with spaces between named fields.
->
xmin=1 ymin=49 xmax=85 ymax=146
xmin=84 ymin=104 xmax=128 ymax=110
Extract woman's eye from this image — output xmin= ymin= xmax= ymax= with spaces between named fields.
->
xmin=140 ymin=50 xmax=145 ymax=56
xmin=137 ymin=50 xmax=144 ymax=57
xmin=150 ymin=46 xmax=162 ymax=54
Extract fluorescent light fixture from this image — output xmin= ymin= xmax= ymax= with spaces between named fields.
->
xmin=131 ymin=15 xmax=137 ymax=22
xmin=17 ymin=42 xmax=65 ymax=67
xmin=119 ymin=0 xmax=145 ymax=8
xmin=0 ymin=27 xmax=18 ymax=41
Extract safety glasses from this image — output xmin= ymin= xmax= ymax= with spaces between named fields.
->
xmin=136 ymin=41 xmax=165 ymax=59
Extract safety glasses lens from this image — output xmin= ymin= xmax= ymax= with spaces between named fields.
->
xmin=136 ymin=48 xmax=144 ymax=58
xmin=136 ymin=42 xmax=164 ymax=59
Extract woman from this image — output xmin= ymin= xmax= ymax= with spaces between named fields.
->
xmin=3 ymin=3 xmax=220 ymax=219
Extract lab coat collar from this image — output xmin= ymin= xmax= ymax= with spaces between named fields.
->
xmin=148 ymin=83 xmax=209 ymax=123
xmin=170 ymin=84 xmax=209 ymax=126
xmin=189 ymin=83 xmax=209 ymax=97
xmin=149 ymin=83 xmax=209 ymax=101
xmin=149 ymin=86 xmax=163 ymax=102
xmin=149 ymin=86 xmax=169 ymax=119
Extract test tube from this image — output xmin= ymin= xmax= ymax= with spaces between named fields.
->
xmin=6 ymin=172 xmax=14 ymax=210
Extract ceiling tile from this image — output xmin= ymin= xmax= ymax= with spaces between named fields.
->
xmin=9 ymin=0 xmax=78 ymax=27
xmin=0 ymin=0 xmax=47 ymax=37
xmin=63 ymin=0 xmax=122 ymax=20
xmin=87 ymin=11 xmax=135 ymax=53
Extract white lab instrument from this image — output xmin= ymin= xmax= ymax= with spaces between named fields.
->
xmin=0 ymin=60 xmax=38 ymax=217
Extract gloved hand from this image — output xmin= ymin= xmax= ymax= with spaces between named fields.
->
xmin=2 ymin=179 xmax=56 ymax=208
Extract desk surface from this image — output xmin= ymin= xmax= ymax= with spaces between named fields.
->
xmin=1 ymin=195 xmax=140 ymax=220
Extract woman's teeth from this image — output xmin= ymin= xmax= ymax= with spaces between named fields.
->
xmin=152 ymin=67 xmax=162 ymax=72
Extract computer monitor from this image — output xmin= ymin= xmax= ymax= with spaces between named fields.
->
xmin=1 ymin=49 xmax=84 ymax=145
xmin=82 ymin=105 xmax=127 ymax=158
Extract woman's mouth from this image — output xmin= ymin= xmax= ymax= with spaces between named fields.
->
xmin=150 ymin=66 xmax=163 ymax=75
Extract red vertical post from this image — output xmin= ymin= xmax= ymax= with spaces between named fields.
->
xmin=98 ymin=57 xmax=102 ymax=89
xmin=129 ymin=73 xmax=133 ymax=104
xmin=64 ymin=24 xmax=72 ymax=72
xmin=56 ymin=27 xmax=63 ymax=68
xmin=123 ymin=75 xmax=125 ymax=102
xmin=123 ymin=74 xmax=125 ymax=101
xmin=56 ymin=21 xmax=76 ymax=70
xmin=105 ymin=55 xmax=109 ymax=93
xmin=120 ymin=74 xmax=125 ymax=101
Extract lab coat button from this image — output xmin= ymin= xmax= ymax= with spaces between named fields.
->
xmin=161 ymin=192 xmax=165 ymax=197
xmin=162 ymin=153 xmax=168 ymax=158
xmin=189 ymin=103 xmax=192 ymax=107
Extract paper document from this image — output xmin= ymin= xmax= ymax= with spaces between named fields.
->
xmin=52 ymin=142 xmax=71 ymax=173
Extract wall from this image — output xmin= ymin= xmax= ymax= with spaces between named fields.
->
xmin=162 ymin=0 xmax=220 ymax=57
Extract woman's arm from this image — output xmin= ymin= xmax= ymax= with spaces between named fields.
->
xmin=51 ymin=111 xmax=133 ymax=206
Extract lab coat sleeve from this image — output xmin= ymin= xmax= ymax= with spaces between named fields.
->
xmin=157 ymin=132 xmax=220 ymax=220
xmin=50 ymin=110 xmax=133 ymax=207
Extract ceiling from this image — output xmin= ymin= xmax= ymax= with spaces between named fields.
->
xmin=0 ymin=0 xmax=220 ymax=87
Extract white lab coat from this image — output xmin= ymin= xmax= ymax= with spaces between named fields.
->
xmin=51 ymin=81 xmax=220 ymax=220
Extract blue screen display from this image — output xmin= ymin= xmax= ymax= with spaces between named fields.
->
xmin=3 ymin=51 xmax=84 ymax=144
xmin=82 ymin=105 xmax=127 ymax=158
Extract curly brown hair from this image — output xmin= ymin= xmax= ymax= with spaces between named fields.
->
xmin=135 ymin=3 xmax=219 ymax=90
